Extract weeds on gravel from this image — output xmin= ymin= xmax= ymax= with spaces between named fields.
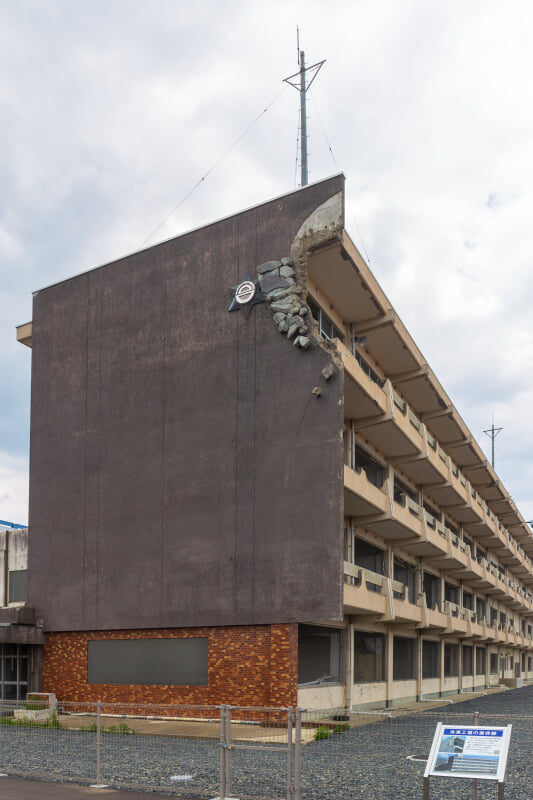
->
xmin=79 ymin=721 xmax=133 ymax=734
xmin=1 ymin=711 xmax=61 ymax=729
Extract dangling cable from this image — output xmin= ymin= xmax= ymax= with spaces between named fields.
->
xmin=138 ymin=84 xmax=289 ymax=250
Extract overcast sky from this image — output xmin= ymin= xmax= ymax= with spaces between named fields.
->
xmin=2 ymin=0 xmax=533 ymax=525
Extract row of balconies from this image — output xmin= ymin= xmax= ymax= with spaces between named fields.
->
xmin=339 ymin=338 xmax=533 ymax=555
xmin=343 ymin=562 xmax=533 ymax=645
xmin=344 ymin=464 xmax=533 ymax=601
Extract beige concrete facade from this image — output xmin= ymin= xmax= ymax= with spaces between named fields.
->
xmin=298 ymin=216 xmax=533 ymax=711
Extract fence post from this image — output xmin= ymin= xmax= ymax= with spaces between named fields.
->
xmin=287 ymin=708 xmax=293 ymax=800
xmin=219 ymin=705 xmax=226 ymax=800
xmin=225 ymin=706 xmax=232 ymax=798
xmin=473 ymin=710 xmax=480 ymax=800
xmin=294 ymin=708 xmax=302 ymax=800
xmin=96 ymin=701 xmax=102 ymax=786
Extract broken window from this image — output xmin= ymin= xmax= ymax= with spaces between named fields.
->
xmin=353 ymin=631 xmax=385 ymax=683
xmin=298 ymin=626 xmax=342 ymax=685
xmin=308 ymin=300 xmax=344 ymax=342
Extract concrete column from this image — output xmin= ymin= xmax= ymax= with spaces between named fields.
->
xmin=385 ymin=546 xmax=394 ymax=580
xmin=417 ymin=632 xmax=423 ymax=702
xmin=386 ymin=629 xmax=394 ymax=707
xmin=439 ymin=638 xmax=445 ymax=697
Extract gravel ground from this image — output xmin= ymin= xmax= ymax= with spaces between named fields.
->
xmin=1 ymin=688 xmax=533 ymax=800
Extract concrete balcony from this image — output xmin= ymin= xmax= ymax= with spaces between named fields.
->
xmin=497 ymin=533 xmax=530 ymax=576
xmin=343 ymin=562 xmax=410 ymax=620
xmin=465 ymin=557 xmax=498 ymax=591
xmin=485 ymin=568 xmax=508 ymax=598
xmin=353 ymin=381 xmax=424 ymax=460
xmin=391 ymin=419 xmax=450 ymax=487
xmin=441 ymin=482 xmax=484 ymax=526
xmin=337 ymin=340 xmax=389 ymax=420
xmin=358 ymin=493 xmax=425 ymax=543
xmin=343 ymin=465 xmax=388 ymax=518
xmin=440 ymin=600 xmax=469 ymax=637
xmin=426 ymin=525 xmax=470 ymax=572
xmin=467 ymin=505 xmax=507 ymax=549
xmin=398 ymin=512 xmax=448 ymax=559
xmin=426 ymin=460 xmax=470 ymax=509
xmin=343 ymin=563 xmax=431 ymax=629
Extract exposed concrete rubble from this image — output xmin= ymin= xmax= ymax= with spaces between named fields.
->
xmin=257 ymin=257 xmax=310 ymax=349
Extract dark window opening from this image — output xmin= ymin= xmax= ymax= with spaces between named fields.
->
xmin=353 ymin=446 xmax=385 ymax=489
xmin=423 ymin=499 xmax=440 ymax=520
xmin=475 ymin=647 xmax=486 ymax=675
xmin=462 ymin=645 xmax=473 ymax=676
xmin=422 ymin=640 xmax=440 ymax=679
xmin=476 ymin=598 xmax=486 ymax=622
xmin=444 ymin=583 xmax=458 ymax=605
xmin=394 ymin=478 xmax=417 ymax=506
xmin=354 ymin=537 xmax=385 ymax=592
xmin=0 ymin=644 xmax=28 ymax=702
xmin=423 ymin=572 xmax=439 ymax=610
xmin=353 ymin=631 xmax=385 ymax=683
xmin=445 ymin=519 xmax=459 ymax=536
xmin=490 ymin=653 xmax=498 ymax=674
xmin=463 ymin=591 xmax=473 ymax=611
xmin=298 ymin=626 xmax=342 ymax=685
xmin=393 ymin=637 xmax=416 ymax=681
xmin=444 ymin=644 xmax=458 ymax=677
xmin=393 ymin=558 xmax=416 ymax=603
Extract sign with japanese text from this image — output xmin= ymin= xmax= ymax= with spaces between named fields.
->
xmin=425 ymin=723 xmax=512 ymax=781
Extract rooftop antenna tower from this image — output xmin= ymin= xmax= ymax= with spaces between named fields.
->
xmin=483 ymin=417 xmax=503 ymax=469
xmin=283 ymin=28 xmax=325 ymax=187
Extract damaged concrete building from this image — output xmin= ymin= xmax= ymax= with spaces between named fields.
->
xmin=17 ymin=174 xmax=533 ymax=709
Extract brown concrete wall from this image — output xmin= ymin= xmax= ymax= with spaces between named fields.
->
xmin=41 ymin=624 xmax=298 ymax=707
xmin=28 ymin=176 xmax=345 ymax=631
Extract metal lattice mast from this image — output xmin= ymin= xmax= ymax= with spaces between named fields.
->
xmin=284 ymin=35 xmax=325 ymax=187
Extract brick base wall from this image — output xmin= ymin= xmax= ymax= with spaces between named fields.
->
xmin=41 ymin=624 xmax=298 ymax=707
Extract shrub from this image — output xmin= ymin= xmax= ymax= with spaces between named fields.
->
xmin=313 ymin=725 xmax=331 ymax=741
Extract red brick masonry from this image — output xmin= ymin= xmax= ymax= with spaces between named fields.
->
xmin=42 ymin=624 xmax=298 ymax=707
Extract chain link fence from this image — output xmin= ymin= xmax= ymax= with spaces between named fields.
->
xmin=0 ymin=698 xmax=531 ymax=798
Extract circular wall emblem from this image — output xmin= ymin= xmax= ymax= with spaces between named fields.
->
xmin=234 ymin=280 xmax=256 ymax=305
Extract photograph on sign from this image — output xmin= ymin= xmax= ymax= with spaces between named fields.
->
xmin=426 ymin=724 xmax=512 ymax=781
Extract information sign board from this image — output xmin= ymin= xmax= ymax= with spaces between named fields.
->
xmin=425 ymin=723 xmax=512 ymax=782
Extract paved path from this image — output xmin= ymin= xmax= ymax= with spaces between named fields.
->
xmin=0 ymin=776 xmax=194 ymax=800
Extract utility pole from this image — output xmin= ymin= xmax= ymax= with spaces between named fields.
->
xmin=283 ymin=31 xmax=325 ymax=187
xmin=483 ymin=421 xmax=503 ymax=469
